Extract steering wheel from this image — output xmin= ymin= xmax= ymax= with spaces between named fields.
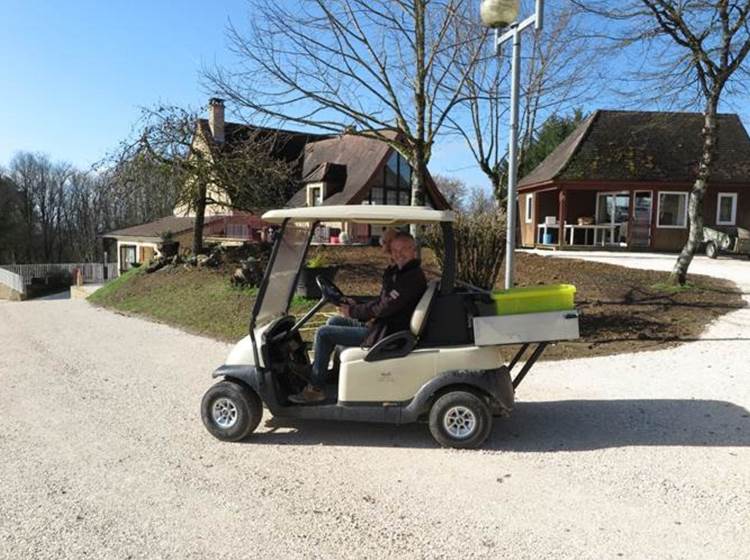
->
xmin=315 ymin=275 xmax=345 ymax=305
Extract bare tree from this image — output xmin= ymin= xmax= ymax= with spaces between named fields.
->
xmin=447 ymin=1 xmax=597 ymax=203
xmin=432 ymin=173 xmax=469 ymax=209
xmin=59 ymin=172 xmax=113 ymax=262
xmin=110 ymin=105 xmax=298 ymax=254
xmin=0 ymin=172 xmax=25 ymax=264
xmin=3 ymin=148 xmax=195 ymax=264
xmin=575 ymin=0 xmax=750 ymax=284
xmin=205 ymin=0 xmax=487 ymax=213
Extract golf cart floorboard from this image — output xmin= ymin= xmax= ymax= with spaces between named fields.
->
xmin=272 ymin=384 xmax=407 ymax=423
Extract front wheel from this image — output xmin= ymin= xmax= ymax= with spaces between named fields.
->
xmin=428 ymin=391 xmax=492 ymax=449
xmin=705 ymin=241 xmax=718 ymax=259
xmin=201 ymin=380 xmax=263 ymax=442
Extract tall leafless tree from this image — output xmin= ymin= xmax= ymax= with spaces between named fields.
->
xmin=575 ymin=0 xmax=750 ymax=284
xmin=110 ymin=105 xmax=299 ymax=254
xmin=0 ymin=172 xmax=25 ymax=264
xmin=204 ymin=0 xmax=487 ymax=212
xmin=432 ymin=173 xmax=469 ymax=209
xmin=447 ymin=1 xmax=597 ymax=203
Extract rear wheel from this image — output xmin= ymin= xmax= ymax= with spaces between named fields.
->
xmin=201 ymin=380 xmax=263 ymax=442
xmin=428 ymin=391 xmax=492 ymax=449
xmin=705 ymin=241 xmax=718 ymax=259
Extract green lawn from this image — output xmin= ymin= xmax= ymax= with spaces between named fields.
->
xmin=89 ymin=265 xmax=320 ymax=341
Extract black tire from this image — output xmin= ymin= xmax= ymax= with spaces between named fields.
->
xmin=428 ymin=391 xmax=492 ymax=449
xmin=201 ymin=380 xmax=263 ymax=442
xmin=705 ymin=241 xmax=718 ymax=259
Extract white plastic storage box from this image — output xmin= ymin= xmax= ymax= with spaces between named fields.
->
xmin=473 ymin=310 xmax=580 ymax=346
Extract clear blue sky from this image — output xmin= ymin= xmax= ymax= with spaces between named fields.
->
xmin=2 ymin=1 xmax=749 ymax=193
xmin=0 ymin=0 xmax=248 ymax=168
xmin=0 ymin=0 xmax=520 ymax=190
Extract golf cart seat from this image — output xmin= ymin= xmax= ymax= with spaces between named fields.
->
xmin=340 ymin=280 xmax=439 ymax=364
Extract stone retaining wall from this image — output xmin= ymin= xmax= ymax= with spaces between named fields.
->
xmin=0 ymin=284 xmax=25 ymax=301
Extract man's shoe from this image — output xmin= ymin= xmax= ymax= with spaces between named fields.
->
xmin=288 ymin=385 xmax=326 ymax=404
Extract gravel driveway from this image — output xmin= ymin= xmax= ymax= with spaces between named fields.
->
xmin=1 ymin=256 xmax=749 ymax=559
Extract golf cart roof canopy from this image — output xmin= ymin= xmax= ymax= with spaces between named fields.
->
xmin=262 ymin=205 xmax=455 ymax=225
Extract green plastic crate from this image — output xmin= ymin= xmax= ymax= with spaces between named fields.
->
xmin=490 ymin=284 xmax=576 ymax=316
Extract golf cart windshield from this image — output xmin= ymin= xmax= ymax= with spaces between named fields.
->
xmin=253 ymin=221 xmax=312 ymax=327
xmin=253 ymin=205 xmax=457 ymax=330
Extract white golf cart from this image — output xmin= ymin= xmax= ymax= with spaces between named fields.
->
xmin=201 ymin=205 xmax=580 ymax=448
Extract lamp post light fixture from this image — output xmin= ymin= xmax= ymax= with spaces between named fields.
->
xmin=480 ymin=0 xmax=544 ymax=290
xmin=480 ymin=0 xmax=519 ymax=28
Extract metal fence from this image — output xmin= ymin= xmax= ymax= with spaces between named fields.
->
xmin=0 ymin=267 xmax=25 ymax=295
xmin=0 ymin=263 xmax=118 ymax=285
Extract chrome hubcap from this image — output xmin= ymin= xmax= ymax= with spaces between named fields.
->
xmin=443 ymin=406 xmax=477 ymax=439
xmin=212 ymin=398 xmax=238 ymax=428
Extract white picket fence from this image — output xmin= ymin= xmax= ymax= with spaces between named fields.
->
xmin=0 ymin=267 xmax=25 ymax=294
xmin=0 ymin=263 xmax=118 ymax=287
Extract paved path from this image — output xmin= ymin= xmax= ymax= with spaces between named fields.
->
xmin=1 ymin=256 xmax=749 ymax=559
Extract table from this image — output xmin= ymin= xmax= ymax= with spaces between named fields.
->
xmin=564 ymin=224 xmax=621 ymax=246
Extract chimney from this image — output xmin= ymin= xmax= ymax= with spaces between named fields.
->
xmin=208 ymin=97 xmax=225 ymax=143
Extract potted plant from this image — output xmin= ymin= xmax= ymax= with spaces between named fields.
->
xmin=158 ymin=230 xmax=180 ymax=258
xmin=296 ymin=249 xmax=338 ymax=299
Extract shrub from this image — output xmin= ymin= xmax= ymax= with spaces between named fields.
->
xmin=306 ymin=248 xmax=329 ymax=268
xmin=424 ymin=210 xmax=506 ymax=290
xmin=158 ymin=230 xmax=175 ymax=242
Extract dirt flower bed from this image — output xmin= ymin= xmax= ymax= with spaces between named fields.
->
xmin=91 ymin=246 xmax=745 ymax=360
xmin=316 ymin=246 xmax=746 ymax=361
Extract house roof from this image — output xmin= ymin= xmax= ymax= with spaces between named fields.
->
xmin=196 ymin=119 xmax=330 ymax=165
xmin=263 ymin=205 xmax=454 ymax=225
xmin=287 ymin=132 xmax=394 ymax=207
xmin=103 ymin=215 xmax=221 ymax=239
xmin=286 ymin=132 xmax=450 ymax=209
xmin=518 ymin=110 xmax=750 ymax=189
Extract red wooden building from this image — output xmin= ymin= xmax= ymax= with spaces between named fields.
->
xmin=518 ymin=110 xmax=750 ymax=251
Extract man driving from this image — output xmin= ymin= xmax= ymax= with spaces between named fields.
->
xmin=320 ymin=227 xmax=398 ymax=331
xmin=289 ymin=231 xmax=427 ymax=404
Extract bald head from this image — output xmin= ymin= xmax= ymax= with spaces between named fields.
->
xmin=390 ymin=232 xmax=417 ymax=269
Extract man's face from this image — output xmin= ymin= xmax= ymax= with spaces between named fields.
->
xmin=391 ymin=238 xmax=417 ymax=269
xmin=381 ymin=229 xmax=396 ymax=257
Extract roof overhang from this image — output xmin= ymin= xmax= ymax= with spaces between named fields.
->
xmin=101 ymin=234 xmax=162 ymax=243
xmin=262 ymin=205 xmax=454 ymax=225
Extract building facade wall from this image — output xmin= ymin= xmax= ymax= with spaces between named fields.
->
xmin=114 ymin=230 xmax=193 ymax=274
xmin=518 ymin=183 xmax=749 ymax=252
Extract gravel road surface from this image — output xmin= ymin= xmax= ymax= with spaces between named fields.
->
xmin=1 ymin=257 xmax=749 ymax=559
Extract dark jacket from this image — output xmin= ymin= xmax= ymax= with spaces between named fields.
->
xmin=349 ymin=259 xmax=427 ymax=347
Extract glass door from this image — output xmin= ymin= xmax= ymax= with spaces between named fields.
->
xmin=596 ymin=192 xmax=630 ymax=244
xmin=630 ymin=191 xmax=653 ymax=247
xmin=119 ymin=245 xmax=137 ymax=272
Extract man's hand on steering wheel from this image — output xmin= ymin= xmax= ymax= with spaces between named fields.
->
xmin=315 ymin=275 xmax=346 ymax=305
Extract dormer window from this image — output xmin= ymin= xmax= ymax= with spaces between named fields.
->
xmin=307 ymin=183 xmax=325 ymax=206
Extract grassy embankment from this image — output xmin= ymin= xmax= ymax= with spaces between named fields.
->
xmin=89 ymin=247 xmax=746 ymax=360
xmin=89 ymin=266 xmax=319 ymax=341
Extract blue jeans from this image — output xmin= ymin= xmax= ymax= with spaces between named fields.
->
xmin=310 ymin=315 xmax=368 ymax=389
xmin=326 ymin=316 xmax=364 ymax=328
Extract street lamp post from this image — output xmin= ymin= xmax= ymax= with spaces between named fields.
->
xmin=481 ymin=0 xmax=544 ymax=290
